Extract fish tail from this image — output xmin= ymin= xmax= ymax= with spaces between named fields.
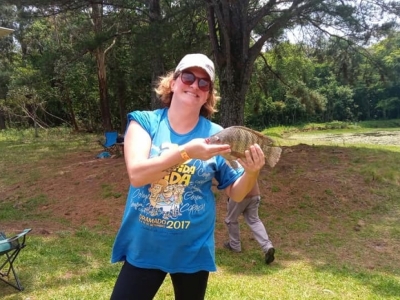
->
xmin=266 ymin=147 xmax=282 ymax=168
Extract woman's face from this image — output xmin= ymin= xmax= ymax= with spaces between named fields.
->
xmin=171 ymin=67 xmax=211 ymax=110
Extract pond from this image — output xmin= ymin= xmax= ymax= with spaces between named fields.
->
xmin=289 ymin=130 xmax=400 ymax=146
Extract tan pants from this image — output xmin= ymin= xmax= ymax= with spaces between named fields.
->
xmin=225 ymin=195 xmax=273 ymax=253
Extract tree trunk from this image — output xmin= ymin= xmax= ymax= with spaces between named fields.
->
xmin=116 ymin=75 xmax=127 ymax=132
xmin=0 ymin=110 xmax=6 ymax=130
xmin=91 ymin=2 xmax=112 ymax=131
xmin=218 ymin=76 xmax=246 ymax=127
xmin=95 ymin=48 xmax=112 ymax=131
xmin=206 ymin=3 xmax=263 ymax=127
xmin=149 ymin=0 xmax=165 ymax=110
xmin=64 ymin=87 xmax=79 ymax=131
xmin=205 ymin=0 xmax=325 ymax=127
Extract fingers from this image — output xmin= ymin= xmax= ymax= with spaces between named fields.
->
xmin=251 ymin=144 xmax=265 ymax=165
xmin=211 ymin=144 xmax=231 ymax=153
xmin=238 ymin=144 xmax=265 ymax=171
xmin=207 ymin=144 xmax=231 ymax=159
xmin=186 ymin=139 xmax=231 ymax=160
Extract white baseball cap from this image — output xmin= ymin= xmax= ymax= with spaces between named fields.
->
xmin=175 ymin=53 xmax=215 ymax=82
xmin=0 ymin=27 xmax=14 ymax=37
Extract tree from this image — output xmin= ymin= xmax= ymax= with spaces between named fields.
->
xmin=8 ymin=0 xmax=210 ymax=131
xmin=204 ymin=0 xmax=399 ymax=127
xmin=9 ymin=0 xmax=134 ymax=131
xmin=5 ymin=63 xmax=51 ymax=134
xmin=244 ymin=42 xmax=326 ymax=127
xmin=4 ymin=0 xmax=399 ymax=130
xmin=0 ymin=4 xmax=17 ymax=129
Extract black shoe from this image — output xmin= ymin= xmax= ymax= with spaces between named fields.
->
xmin=223 ymin=241 xmax=241 ymax=253
xmin=265 ymin=248 xmax=275 ymax=265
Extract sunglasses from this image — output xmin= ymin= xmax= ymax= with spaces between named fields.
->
xmin=180 ymin=71 xmax=211 ymax=92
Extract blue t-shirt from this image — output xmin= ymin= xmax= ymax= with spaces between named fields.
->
xmin=111 ymin=108 xmax=244 ymax=273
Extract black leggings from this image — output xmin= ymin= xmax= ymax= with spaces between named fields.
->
xmin=110 ymin=261 xmax=209 ymax=300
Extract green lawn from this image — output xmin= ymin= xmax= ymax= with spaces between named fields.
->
xmin=1 ymin=124 xmax=400 ymax=299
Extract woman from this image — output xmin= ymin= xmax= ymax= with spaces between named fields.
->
xmin=110 ymin=53 xmax=265 ymax=300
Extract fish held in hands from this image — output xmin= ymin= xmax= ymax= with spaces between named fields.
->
xmin=206 ymin=126 xmax=282 ymax=168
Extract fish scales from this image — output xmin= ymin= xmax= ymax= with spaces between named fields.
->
xmin=206 ymin=126 xmax=282 ymax=168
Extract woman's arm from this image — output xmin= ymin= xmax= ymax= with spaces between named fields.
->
xmin=124 ymin=120 xmax=231 ymax=187
xmin=224 ymin=144 xmax=265 ymax=202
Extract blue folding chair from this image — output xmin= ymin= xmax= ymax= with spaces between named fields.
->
xmin=102 ymin=131 xmax=118 ymax=150
xmin=0 ymin=228 xmax=32 ymax=291
xmin=98 ymin=131 xmax=123 ymax=156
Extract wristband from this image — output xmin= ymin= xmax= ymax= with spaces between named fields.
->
xmin=178 ymin=145 xmax=190 ymax=161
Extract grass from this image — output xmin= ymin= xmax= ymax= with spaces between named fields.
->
xmin=1 ymin=124 xmax=400 ymax=299
xmin=7 ymin=228 xmax=120 ymax=300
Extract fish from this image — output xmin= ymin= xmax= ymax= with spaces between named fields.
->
xmin=205 ymin=126 xmax=282 ymax=168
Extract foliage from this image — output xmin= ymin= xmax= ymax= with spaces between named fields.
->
xmin=0 ymin=1 xmax=399 ymax=131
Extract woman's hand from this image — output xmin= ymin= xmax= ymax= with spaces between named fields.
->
xmin=225 ymin=144 xmax=265 ymax=202
xmin=237 ymin=144 xmax=265 ymax=176
xmin=184 ymin=138 xmax=231 ymax=160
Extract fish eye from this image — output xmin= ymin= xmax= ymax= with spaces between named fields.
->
xmin=214 ymin=136 xmax=222 ymax=144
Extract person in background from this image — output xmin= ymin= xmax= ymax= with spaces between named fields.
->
xmin=110 ymin=53 xmax=266 ymax=300
xmin=224 ymin=180 xmax=275 ymax=265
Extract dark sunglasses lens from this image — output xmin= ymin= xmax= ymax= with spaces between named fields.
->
xmin=181 ymin=72 xmax=195 ymax=85
xmin=198 ymin=79 xmax=210 ymax=91
xmin=181 ymin=72 xmax=211 ymax=92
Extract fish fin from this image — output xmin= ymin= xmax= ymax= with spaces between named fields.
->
xmin=266 ymin=147 xmax=282 ymax=168
xmin=222 ymin=154 xmax=242 ymax=169
xmin=230 ymin=150 xmax=245 ymax=159
xmin=229 ymin=160 xmax=242 ymax=169
xmin=231 ymin=126 xmax=276 ymax=145
xmin=222 ymin=153 xmax=240 ymax=161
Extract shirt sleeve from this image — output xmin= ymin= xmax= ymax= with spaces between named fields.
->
xmin=214 ymin=156 xmax=244 ymax=190
xmin=126 ymin=109 xmax=164 ymax=138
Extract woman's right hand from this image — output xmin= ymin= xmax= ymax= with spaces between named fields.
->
xmin=184 ymin=138 xmax=231 ymax=160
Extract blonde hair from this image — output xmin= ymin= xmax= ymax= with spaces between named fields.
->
xmin=154 ymin=71 xmax=219 ymax=118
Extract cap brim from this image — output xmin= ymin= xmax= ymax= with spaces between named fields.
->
xmin=0 ymin=27 xmax=14 ymax=37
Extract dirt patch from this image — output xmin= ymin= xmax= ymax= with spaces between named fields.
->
xmin=3 ymin=140 xmax=399 ymax=271
xmin=1 ymin=143 xmax=371 ymax=236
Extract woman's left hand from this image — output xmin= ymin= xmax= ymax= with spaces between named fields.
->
xmin=237 ymin=144 xmax=265 ymax=175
